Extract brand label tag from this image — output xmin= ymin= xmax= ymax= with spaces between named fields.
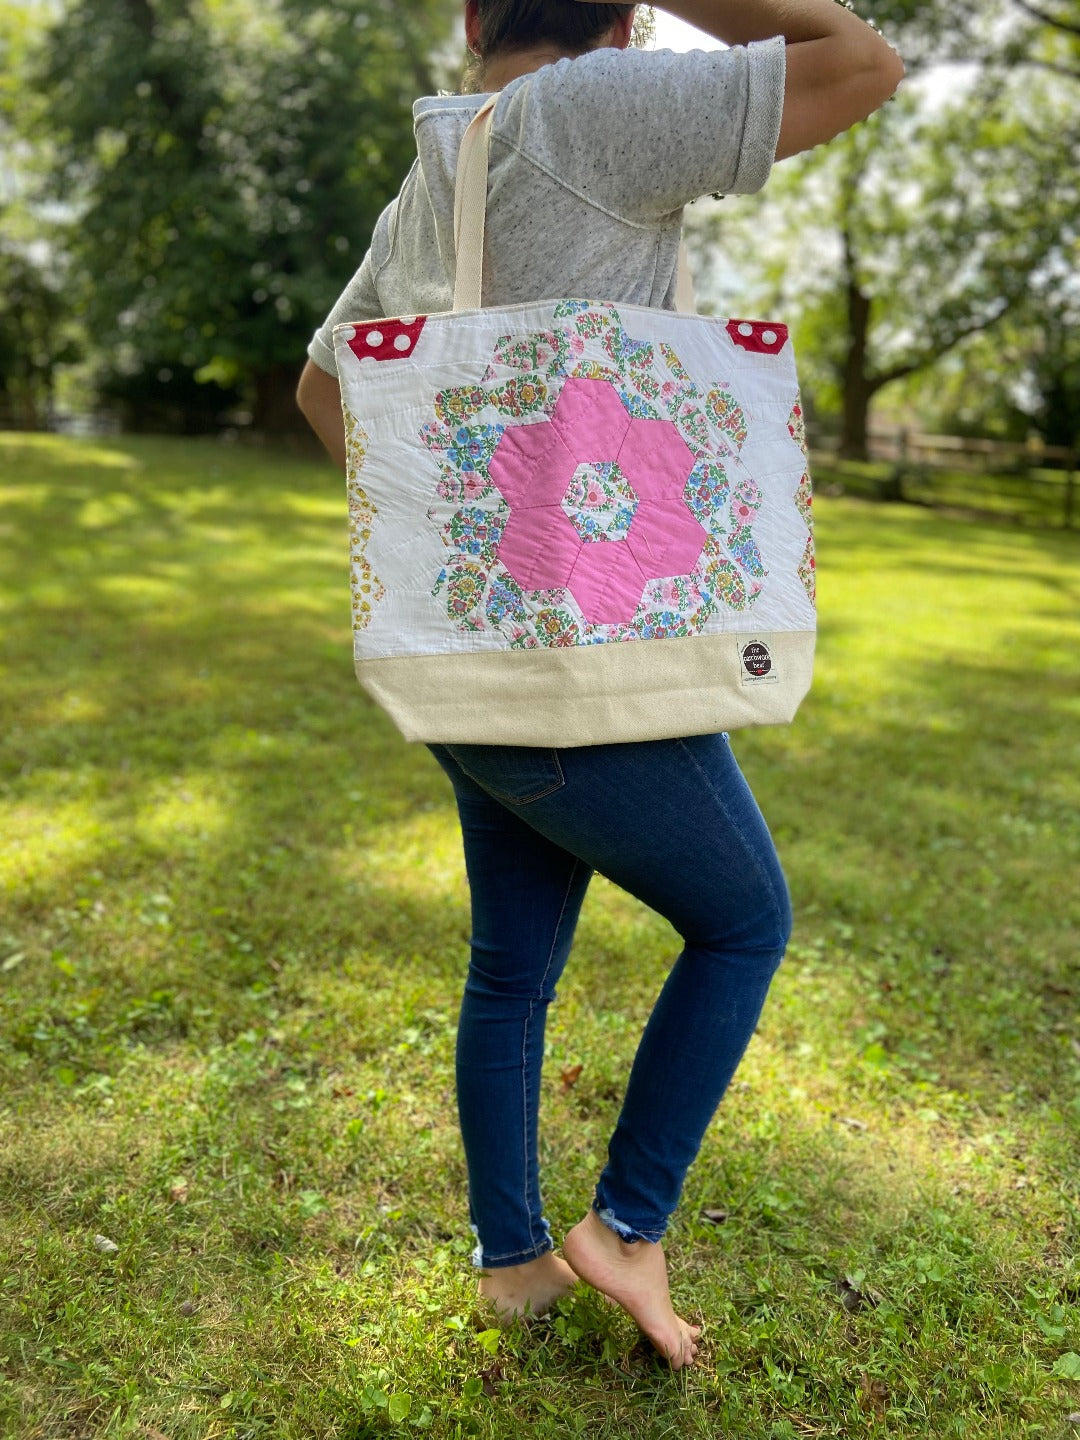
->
xmin=738 ymin=637 xmax=779 ymax=685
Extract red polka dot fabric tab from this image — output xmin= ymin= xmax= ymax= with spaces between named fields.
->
xmin=344 ymin=316 xmax=428 ymax=364
xmin=726 ymin=320 xmax=789 ymax=356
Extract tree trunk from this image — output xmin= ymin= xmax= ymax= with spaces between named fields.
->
xmin=2 ymin=381 xmax=42 ymax=432
xmin=252 ymin=364 xmax=305 ymax=433
xmin=840 ymin=369 xmax=876 ymax=463
xmin=839 ymin=229 xmax=874 ymax=462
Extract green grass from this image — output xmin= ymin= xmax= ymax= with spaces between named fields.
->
xmin=1 ymin=431 xmax=1078 ymax=1440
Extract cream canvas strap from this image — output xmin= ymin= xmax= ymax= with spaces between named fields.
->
xmin=453 ymin=96 xmax=498 ymax=312
xmin=452 ymin=94 xmax=697 ymax=314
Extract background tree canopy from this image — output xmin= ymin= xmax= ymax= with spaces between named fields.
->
xmin=692 ymin=0 xmax=1080 ymax=454
xmin=3 ymin=0 xmax=1078 ymax=443
xmin=15 ymin=0 xmax=454 ymax=429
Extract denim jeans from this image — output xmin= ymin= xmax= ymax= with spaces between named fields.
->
xmin=428 ymin=732 xmax=791 ymax=1268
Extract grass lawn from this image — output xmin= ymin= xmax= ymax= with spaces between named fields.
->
xmin=1 ymin=432 xmax=1078 ymax=1440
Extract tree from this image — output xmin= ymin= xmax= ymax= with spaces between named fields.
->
xmin=34 ymin=0 xmax=454 ymax=430
xmin=0 ymin=1 xmax=79 ymax=427
xmin=692 ymin=6 xmax=1079 ymax=459
xmin=0 ymin=238 xmax=81 ymax=428
xmin=828 ymin=91 xmax=1075 ymax=457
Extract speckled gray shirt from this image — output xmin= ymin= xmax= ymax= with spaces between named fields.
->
xmin=307 ymin=38 xmax=786 ymax=376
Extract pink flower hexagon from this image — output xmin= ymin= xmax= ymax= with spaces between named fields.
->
xmin=488 ymin=377 xmax=704 ymax=627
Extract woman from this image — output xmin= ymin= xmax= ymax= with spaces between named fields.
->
xmin=299 ymin=0 xmax=902 ymax=1370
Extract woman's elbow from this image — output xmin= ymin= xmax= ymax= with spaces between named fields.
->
xmin=849 ymin=35 xmax=906 ymax=118
xmin=777 ymin=38 xmax=907 ymax=160
xmin=876 ymin=44 xmax=906 ymax=102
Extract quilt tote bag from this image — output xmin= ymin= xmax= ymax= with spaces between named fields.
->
xmin=333 ymin=96 xmax=816 ymax=747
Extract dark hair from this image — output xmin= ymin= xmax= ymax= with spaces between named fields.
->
xmin=475 ymin=0 xmax=635 ymax=60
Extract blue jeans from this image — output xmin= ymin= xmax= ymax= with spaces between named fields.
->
xmin=428 ymin=732 xmax=791 ymax=1268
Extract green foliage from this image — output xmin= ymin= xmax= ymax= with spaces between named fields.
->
xmin=696 ymin=56 xmax=1078 ymax=450
xmin=844 ymin=0 xmax=981 ymax=65
xmin=854 ymin=0 xmax=1080 ymax=77
xmin=0 ymin=433 xmax=1078 ymax=1437
xmin=0 ymin=2 xmax=78 ymax=424
xmin=1027 ymin=309 xmax=1080 ymax=450
xmin=902 ymin=308 xmax=1080 ymax=448
xmin=0 ymin=238 xmax=80 ymax=425
xmin=842 ymin=96 xmax=1070 ymax=372
xmin=844 ymin=70 xmax=1079 ymax=445
xmin=8 ymin=0 xmax=1077 ymax=441
xmin=33 ymin=0 xmax=454 ymax=420
xmin=0 ymin=0 xmax=35 ymax=125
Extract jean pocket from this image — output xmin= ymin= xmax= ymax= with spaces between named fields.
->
xmin=446 ymin=744 xmax=566 ymax=807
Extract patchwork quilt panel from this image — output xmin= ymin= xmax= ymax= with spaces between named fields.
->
xmin=334 ymin=299 xmax=815 ymax=664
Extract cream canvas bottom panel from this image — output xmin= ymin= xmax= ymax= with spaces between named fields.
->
xmin=358 ymin=629 xmax=815 ymax=747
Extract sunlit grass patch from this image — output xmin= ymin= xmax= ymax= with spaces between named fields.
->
xmin=1 ymin=433 xmax=1077 ymax=1438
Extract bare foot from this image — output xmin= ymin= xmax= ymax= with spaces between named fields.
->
xmin=478 ymin=1251 xmax=577 ymax=1323
xmin=562 ymin=1209 xmax=701 ymax=1369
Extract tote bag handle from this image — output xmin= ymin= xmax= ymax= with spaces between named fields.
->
xmin=452 ymin=95 xmax=697 ymax=314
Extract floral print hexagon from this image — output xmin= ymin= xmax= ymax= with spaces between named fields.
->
xmin=561 ymin=462 xmax=639 ymax=545
xmin=423 ymin=303 xmax=775 ymax=646
xmin=789 ymin=401 xmax=816 ymax=605
xmin=344 ymin=409 xmax=384 ymax=632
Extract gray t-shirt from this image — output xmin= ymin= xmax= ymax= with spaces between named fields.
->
xmin=307 ymin=38 xmax=786 ymax=377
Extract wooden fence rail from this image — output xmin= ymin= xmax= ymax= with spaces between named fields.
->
xmin=811 ymin=429 xmax=1077 ymax=530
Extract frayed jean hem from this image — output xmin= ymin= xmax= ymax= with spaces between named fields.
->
xmin=470 ymin=1221 xmax=554 ymax=1270
xmin=593 ymin=1202 xmax=665 ymax=1245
